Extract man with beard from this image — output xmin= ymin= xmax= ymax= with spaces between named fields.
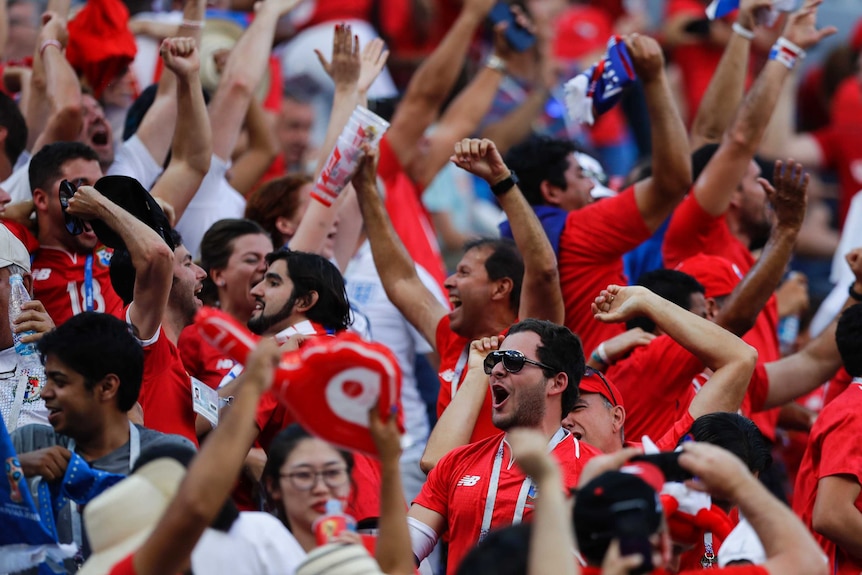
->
xmin=407 ymin=318 xmax=602 ymax=574
xmin=218 ymin=248 xmax=351 ymax=451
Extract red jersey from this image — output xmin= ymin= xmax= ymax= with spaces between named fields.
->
xmin=823 ymin=367 xmax=853 ymax=407
xmin=558 ymin=186 xmax=651 ymax=353
xmin=607 ymin=335 xmax=703 ymax=442
xmin=812 ymin=77 xmax=862 ymax=226
xmin=139 ymin=325 xmax=198 ymax=445
xmin=663 ymin=193 xmax=781 ymax=441
xmin=31 ymin=245 xmax=124 ymax=326
xmin=582 ymin=562 xmax=766 ymax=574
xmin=107 ymin=554 xmax=136 ymax=575
xmin=178 ymin=320 xmax=236 ymax=389
xmin=434 ymin=316 xmax=498 ymax=444
xmin=793 ymin=381 xmax=862 ymax=575
xmin=378 ymin=136 xmax=447 ymax=289
xmin=414 ymin=430 xmax=601 ymax=574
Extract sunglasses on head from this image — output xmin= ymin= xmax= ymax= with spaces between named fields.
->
xmin=483 ymin=349 xmax=556 ymax=375
xmin=584 ymin=366 xmax=618 ymax=406
xmin=58 ymin=178 xmax=87 ymax=236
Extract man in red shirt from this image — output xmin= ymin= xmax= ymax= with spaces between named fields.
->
xmin=407 ymin=318 xmax=600 ymax=574
xmin=793 ymin=303 xmax=862 ymax=575
xmin=573 ymin=442 xmax=828 ymax=575
xmin=28 ymin=142 xmax=124 ymax=326
xmin=354 ymin=140 xmax=563 ymax=444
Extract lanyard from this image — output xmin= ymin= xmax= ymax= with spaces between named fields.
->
xmin=83 ymin=254 xmax=94 ymax=312
xmin=451 ymin=343 xmax=470 ymax=399
xmin=68 ymin=422 xmax=140 ymax=549
xmin=478 ymin=428 xmax=569 ymax=542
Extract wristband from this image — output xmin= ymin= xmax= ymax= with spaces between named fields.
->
xmin=732 ymin=22 xmax=755 ymax=40
xmin=596 ymin=341 xmax=611 ymax=365
xmin=39 ymin=39 xmax=62 ymax=58
xmin=850 ymin=284 xmax=862 ymax=302
xmin=590 ymin=350 xmax=607 ymax=366
xmin=485 ymin=54 xmax=507 ymax=74
xmin=490 ymin=171 xmax=518 ymax=197
xmin=769 ymin=37 xmax=805 ymax=70
xmin=181 ymin=19 xmax=205 ymax=29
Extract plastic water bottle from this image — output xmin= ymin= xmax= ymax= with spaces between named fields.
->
xmin=312 ymin=499 xmax=356 ymax=545
xmin=8 ymin=274 xmax=45 ymax=395
xmin=778 ymin=314 xmax=800 ymax=356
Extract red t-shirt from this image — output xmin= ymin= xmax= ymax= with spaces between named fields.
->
xmin=663 ymin=193 xmax=782 ymax=441
xmin=582 ymin=563 xmax=767 ymax=574
xmin=434 ymin=316 xmax=498 ymax=444
xmin=812 ymin=77 xmax=862 ymax=226
xmin=823 ymin=367 xmax=853 ymax=407
xmin=178 ymin=320 xmax=236 ymax=389
xmin=793 ymin=380 xmax=862 ymax=575
xmin=107 ymin=554 xmax=137 ymax=575
xmin=607 ymin=335 xmax=703 ymax=442
xmin=378 ymin=136 xmax=447 ymax=290
xmin=139 ymin=325 xmax=198 ymax=445
xmin=414 ymin=430 xmax=601 ymax=574
xmin=558 ymin=186 xmax=651 ymax=353
xmin=31 ymin=245 xmax=124 ymax=326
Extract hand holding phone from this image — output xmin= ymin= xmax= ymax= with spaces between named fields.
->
xmin=488 ymin=2 xmax=536 ymax=52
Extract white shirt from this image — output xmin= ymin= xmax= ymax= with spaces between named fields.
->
xmin=0 ymin=346 xmax=49 ymax=431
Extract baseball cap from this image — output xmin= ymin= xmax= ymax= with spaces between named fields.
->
xmin=553 ymin=5 xmax=613 ymax=61
xmin=0 ymin=223 xmax=31 ymax=273
xmin=575 ymin=152 xmax=616 ymax=200
xmin=91 ymin=175 xmax=175 ymax=252
xmin=675 ymin=254 xmax=743 ymax=299
xmin=580 ymin=368 xmax=625 ymax=409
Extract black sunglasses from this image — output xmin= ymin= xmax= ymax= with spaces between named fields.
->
xmin=483 ymin=350 xmax=556 ymax=375
xmin=58 ymin=178 xmax=87 ymax=236
xmin=584 ymin=366 xmax=618 ymax=406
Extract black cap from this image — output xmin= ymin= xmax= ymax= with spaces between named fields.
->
xmin=91 ymin=175 xmax=175 ymax=251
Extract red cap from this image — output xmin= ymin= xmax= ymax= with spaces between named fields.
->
xmin=66 ymin=0 xmax=136 ymax=99
xmin=675 ymin=254 xmax=743 ymax=299
xmin=553 ymin=5 xmax=613 ymax=61
xmin=579 ymin=369 xmax=624 ymax=408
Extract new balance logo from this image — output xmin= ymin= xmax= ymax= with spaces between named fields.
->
xmin=457 ymin=475 xmax=481 ymax=487
xmin=215 ymin=359 xmax=235 ymax=370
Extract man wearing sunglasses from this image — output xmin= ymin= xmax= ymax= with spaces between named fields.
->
xmin=407 ymin=318 xmax=602 ymax=575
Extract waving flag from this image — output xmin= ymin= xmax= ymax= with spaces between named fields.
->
xmin=706 ymin=0 xmax=801 ymax=26
xmin=564 ymin=35 xmax=636 ymax=126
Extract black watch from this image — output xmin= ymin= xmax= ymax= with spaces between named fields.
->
xmin=850 ymin=283 xmax=862 ymax=302
xmin=490 ymin=171 xmax=519 ymax=197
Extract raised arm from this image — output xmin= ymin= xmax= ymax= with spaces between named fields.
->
xmin=133 ymin=0 xmax=206 ymax=168
xmin=692 ymin=0 xmax=835 ymax=217
xmin=593 ymin=284 xmax=758 ymax=417
xmin=714 ymin=160 xmax=807 ymax=335
xmin=352 ymin=148 xmax=448 ymax=347
xmin=65 ymin=186 xmax=174 ymax=340
xmin=689 ymin=0 xmax=772 ymax=149
xmin=30 ymin=12 xmax=82 ymax=153
xmin=150 ymin=37 xmax=212 ymax=223
xmin=225 ymin=97 xmax=278 ymax=198
xmin=208 ymin=0 xmax=301 ymax=162
xmin=131 ymin=339 xmax=279 ymax=575
xmin=627 ymin=34 xmax=692 ymax=231
xmin=762 ymin=248 xmax=862 ymax=408
xmin=384 ymin=0 xmax=495 ymax=171
xmin=451 ymin=138 xmax=563 ymax=323
xmin=680 ymin=442 xmax=828 ymax=575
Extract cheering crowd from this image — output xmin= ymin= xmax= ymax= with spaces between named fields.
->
xmin=0 ymin=0 xmax=861 ymax=573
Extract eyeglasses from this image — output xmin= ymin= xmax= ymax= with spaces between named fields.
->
xmin=281 ymin=467 xmax=350 ymax=491
xmin=58 ymin=179 xmax=87 ymax=236
xmin=483 ymin=350 xmax=556 ymax=375
xmin=584 ymin=366 xmax=618 ymax=406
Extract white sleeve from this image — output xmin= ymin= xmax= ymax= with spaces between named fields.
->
xmin=407 ymin=516 xmax=439 ymax=563
xmin=2 ymin=158 xmax=33 ymax=203
xmin=107 ymin=134 xmax=164 ymax=190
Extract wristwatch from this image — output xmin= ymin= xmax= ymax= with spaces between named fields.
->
xmin=490 ymin=171 xmax=519 ymax=197
xmin=486 ymin=54 xmax=507 ymax=74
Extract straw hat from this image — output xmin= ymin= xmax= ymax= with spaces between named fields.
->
xmin=77 ymin=458 xmax=186 ymax=575
xmin=199 ymin=18 xmax=271 ymax=101
xmin=296 ymin=543 xmax=385 ymax=575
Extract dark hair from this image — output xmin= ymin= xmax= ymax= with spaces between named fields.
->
xmin=266 ymin=249 xmax=351 ymax=332
xmin=837 ymin=303 xmax=862 ymax=377
xmin=199 ymin=219 xmax=269 ymax=306
xmin=682 ymin=413 xmax=772 ymax=474
xmin=29 ymin=142 xmax=100 ymax=194
xmin=132 ymin=442 xmax=239 ymax=532
xmin=691 ymin=143 xmax=721 ymax=183
xmin=463 ymin=238 xmax=524 ymax=312
xmin=262 ymin=425 xmax=355 ymax=529
xmin=0 ymin=91 xmax=27 ymax=166
xmin=37 ymin=312 xmax=143 ymax=411
xmin=507 ymin=319 xmax=584 ymax=415
xmin=245 ymin=175 xmax=313 ymax=248
xmin=504 ymin=136 xmax=577 ymax=206
xmin=455 ymin=523 xmax=531 ymax=575
xmin=629 ymin=269 xmax=705 ymax=332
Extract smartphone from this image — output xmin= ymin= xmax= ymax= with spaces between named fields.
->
xmin=630 ymin=451 xmax=693 ymax=483
xmin=611 ymin=499 xmax=655 ymax=575
xmin=488 ymin=2 xmax=536 ymax=52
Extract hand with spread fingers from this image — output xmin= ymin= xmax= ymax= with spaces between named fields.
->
xmin=315 ymin=23 xmax=360 ymax=90
xmin=760 ymin=159 xmax=808 ymax=233
xmin=357 ymin=38 xmax=389 ymax=96
xmin=782 ymin=0 xmax=837 ymax=51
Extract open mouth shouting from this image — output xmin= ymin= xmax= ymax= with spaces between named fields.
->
xmin=491 ymin=383 xmax=510 ymax=410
